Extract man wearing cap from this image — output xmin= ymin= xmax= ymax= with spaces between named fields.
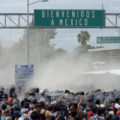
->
xmin=14 ymin=111 xmax=21 ymax=120
xmin=18 ymin=102 xmax=29 ymax=120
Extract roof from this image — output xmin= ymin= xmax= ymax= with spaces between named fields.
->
xmin=88 ymin=47 xmax=120 ymax=52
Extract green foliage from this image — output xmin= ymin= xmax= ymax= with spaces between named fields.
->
xmin=95 ymin=46 xmax=104 ymax=49
xmin=74 ymin=44 xmax=104 ymax=55
xmin=85 ymin=44 xmax=95 ymax=49
xmin=77 ymin=31 xmax=90 ymax=46
xmin=85 ymin=45 xmax=104 ymax=49
xmin=56 ymin=48 xmax=67 ymax=55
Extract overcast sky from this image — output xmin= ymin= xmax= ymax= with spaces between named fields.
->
xmin=0 ymin=0 xmax=120 ymax=51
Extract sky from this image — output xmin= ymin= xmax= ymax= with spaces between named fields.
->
xmin=0 ymin=0 xmax=120 ymax=51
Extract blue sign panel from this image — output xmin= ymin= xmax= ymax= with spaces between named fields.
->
xmin=15 ymin=65 xmax=34 ymax=86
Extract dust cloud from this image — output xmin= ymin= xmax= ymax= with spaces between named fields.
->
xmin=0 ymin=29 xmax=120 ymax=92
xmin=30 ymin=53 xmax=120 ymax=92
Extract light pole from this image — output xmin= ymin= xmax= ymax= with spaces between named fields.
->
xmin=27 ymin=0 xmax=48 ymax=64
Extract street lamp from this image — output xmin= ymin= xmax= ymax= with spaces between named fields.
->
xmin=27 ymin=0 xmax=48 ymax=64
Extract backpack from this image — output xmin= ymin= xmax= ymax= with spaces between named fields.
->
xmin=40 ymin=110 xmax=46 ymax=120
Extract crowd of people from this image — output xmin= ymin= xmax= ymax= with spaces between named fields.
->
xmin=0 ymin=87 xmax=120 ymax=120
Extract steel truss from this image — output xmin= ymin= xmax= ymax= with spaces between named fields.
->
xmin=0 ymin=13 xmax=120 ymax=29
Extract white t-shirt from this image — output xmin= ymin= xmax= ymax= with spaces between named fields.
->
xmin=115 ymin=103 xmax=120 ymax=109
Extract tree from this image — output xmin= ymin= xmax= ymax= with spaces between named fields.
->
xmin=10 ymin=28 xmax=57 ymax=64
xmin=77 ymin=31 xmax=90 ymax=46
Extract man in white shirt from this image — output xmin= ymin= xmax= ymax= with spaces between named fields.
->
xmin=115 ymin=98 xmax=120 ymax=109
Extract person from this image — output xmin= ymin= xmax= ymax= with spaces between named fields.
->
xmin=87 ymin=111 xmax=93 ymax=120
xmin=86 ymin=99 xmax=96 ymax=112
xmin=109 ymin=101 xmax=115 ymax=113
xmin=96 ymin=107 xmax=105 ymax=120
xmin=115 ymin=98 xmax=120 ymax=110
xmin=2 ymin=109 xmax=11 ymax=120
xmin=8 ymin=97 xmax=13 ymax=107
xmin=29 ymin=98 xmax=37 ymax=111
xmin=0 ymin=110 xmax=2 ymax=120
xmin=78 ymin=91 xmax=86 ymax=107
xmin=1 ymin=104 xmax=7 ymax=120
xmin=13 ymin=111 xmax=21 ymax=120
xmin=47 ymin=116 xmax=55 ymax=120
xmin=62 ymin=90 xmax=73 ymax=104
xmin=70 ymin=103 xmax=78 ymax=112
xmin=68 ymin=111 xmax=78 ymax=120
xmin=18 ymin=102 xmax=30 ymax=120
xmin=35 ymin=104 xmax=41 ymax=113
xmin=2 ymin=94 xmax=8 ymax=105
xmin=105 ymin=113 xmax=113 ymax=120
xmin=18 ymin=109 xmax=29 ymax=120
xmin=95 ymin=99 xmax=101 ymax=108
xmin=89 ymin=107 xmax=97 ymax=120
xmin=30 ymin=111 xmax=40 ymax=120
xmin=9 ymin=87 xmax=17 ymax=99
xmin=39 ymin=101 xmax=51 ymax=119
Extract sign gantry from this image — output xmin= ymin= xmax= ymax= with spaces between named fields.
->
xmin=0 ymin=11 xmax=120 ymax=29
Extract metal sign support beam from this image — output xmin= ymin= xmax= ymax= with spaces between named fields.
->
xmin=0 ymin=13 xmax=120 ymax=29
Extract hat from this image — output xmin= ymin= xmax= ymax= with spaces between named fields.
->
xmin=14 ymin=111 xmax=21 ymax=117
xmin=24 ymin=102 xmax=29 ymax=108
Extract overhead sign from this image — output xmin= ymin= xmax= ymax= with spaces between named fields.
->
xmin=34 ymin=9 xmax=105 ymax=28
xmin=97 ymin=37 xmax=120 ymax=43
xmin=15 ymin=65 xmax=34 ymax=86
